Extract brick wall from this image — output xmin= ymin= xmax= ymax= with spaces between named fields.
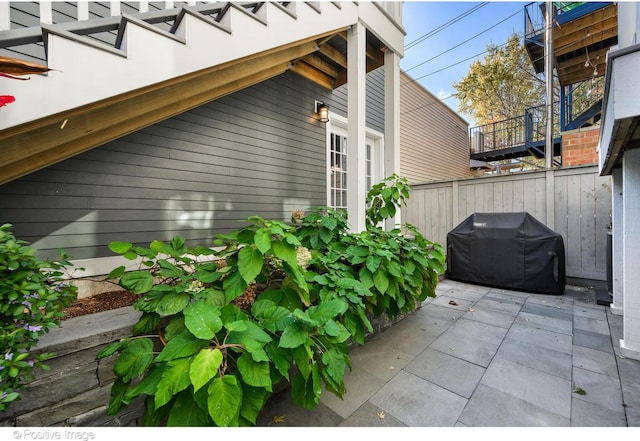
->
xmin=562 ymin=126 xmax=600 ymax=166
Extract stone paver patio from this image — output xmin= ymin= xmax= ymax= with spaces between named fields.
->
xmin=257 ymin=279 xmax=640 ymax=427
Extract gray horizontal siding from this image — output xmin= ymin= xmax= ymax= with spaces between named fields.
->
xmin=327 ymin=66 xmax=386 ymax=134
xmin=365 ymin=68 xmax=385 ymax=133
xmin=0 ymin=71 xmax=329 ymax=260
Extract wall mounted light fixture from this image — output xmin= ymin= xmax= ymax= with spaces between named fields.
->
xmin=315 ymin=100 xmax=329 ymax=123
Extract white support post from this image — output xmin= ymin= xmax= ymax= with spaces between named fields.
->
xmin=346 ymin=22 xmax=366 ymax=233
xmin=384 ymin=48 xmax=401 ymax=230
xmin=621 ymin=149 xmax=640 ymax=360
xmin=39 ymin=1 xmax=53 ymax=25
xmin=0 ymin=2 xmax=10 ymax=31
xmin=110 ymin=1 xmax=121 ymax=16
xmin=77 ymin=2 xmax=89 ymax=21
xmin=611 ymin=167 xmax=624 ymax=315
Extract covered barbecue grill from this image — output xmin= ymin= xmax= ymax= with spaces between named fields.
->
xmin=445 ymin=212 xmax=566 ymax=294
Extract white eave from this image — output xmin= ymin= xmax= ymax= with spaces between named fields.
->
xmin=598 ymin=43 xmax=640 ymax=176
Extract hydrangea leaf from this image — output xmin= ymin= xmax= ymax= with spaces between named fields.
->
xmin=207 ymin=375 xmax=242 ymax=427
xmin=184 ymin=300 xmax=222 ymax=340
xmin=189 ymin=348 xmax=223 ymax=393
xmin=155 ymin=357 xmax=192 ymax=409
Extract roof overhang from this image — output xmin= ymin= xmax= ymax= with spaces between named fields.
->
xmin=0 ymin=2 xmax=403 ymax=185
xmin=0 ymin=31 xmax=346 ymax=186
xmin=0 ymin=27 xmax=388 ymax=186
xmin=598 ymin=43 xmax=640 ymax=176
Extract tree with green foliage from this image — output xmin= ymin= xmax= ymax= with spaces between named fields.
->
xmin=454 ymin=33 xmax=547 ymax=125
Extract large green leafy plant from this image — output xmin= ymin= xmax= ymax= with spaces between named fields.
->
xmin=99 ymin=174 xmax=445 ymax=426
xmin=0 ymin=224 xmax=77 ymax=411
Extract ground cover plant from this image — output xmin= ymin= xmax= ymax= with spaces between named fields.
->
xmin=0 ymin=224 xmax=77 ymax=411
xmin=98 ymin=174 xmax=445 ymax=426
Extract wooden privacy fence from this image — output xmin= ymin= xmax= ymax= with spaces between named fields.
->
xmin=401 ymin=165 xmax=612 ymax=281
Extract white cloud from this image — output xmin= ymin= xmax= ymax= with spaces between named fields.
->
xmin=437 ymin=90 xmax=448 ymax=100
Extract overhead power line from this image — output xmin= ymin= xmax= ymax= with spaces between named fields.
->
xmin=400 ymin=34 xmax=584 ymax=118
xmin=403 ymin=8 xmax=522 ymax=74
xmin=404 ymin=2 xmax=489 ymax=51
xmin=403 ymin=39 xmax=514 ymax=85
xmin=399 ymin=2 xmax=602 ymax=120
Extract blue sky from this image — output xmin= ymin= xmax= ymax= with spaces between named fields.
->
xmin=400 ymin=1 xmax=530 ymax=125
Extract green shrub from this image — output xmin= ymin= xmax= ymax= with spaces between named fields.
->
xmin=99 ymin=174 xmax=445 ymax=426
xmin=0 ymin=224 xmax=77 ymax=411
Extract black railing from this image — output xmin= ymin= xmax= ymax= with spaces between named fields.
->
xmin=524 ymin=2 xmax=543 ymax=41
xmin=524 ymin=2 xmax=588 ymax=40
xmin=565 ymin=78 xmax=604 ymax=125
xmin=469 ymin=103 xmax=561 ymax=155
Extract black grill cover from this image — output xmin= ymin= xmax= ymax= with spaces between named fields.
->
xmin=446 ymin=212 xmax=566 ymax=294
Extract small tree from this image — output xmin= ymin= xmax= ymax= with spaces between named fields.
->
xmin=454 ymin=33 xmax=547 ymax=125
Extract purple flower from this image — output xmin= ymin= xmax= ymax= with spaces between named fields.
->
xmin=22 ymin=300 xmax=31 ymax=308
xmin=4 ymin=353 xmax=12 ymax=361
xmin=28 ymin=360 xmax=34 ymax=367
xmin=23 ymin=324 xmax=42 ymax=332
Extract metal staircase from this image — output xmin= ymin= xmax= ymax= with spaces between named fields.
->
xmin=469 ymin=104 xmax=562 ymax=164
xmin=0 ymin=1 xmax=400 ymax=184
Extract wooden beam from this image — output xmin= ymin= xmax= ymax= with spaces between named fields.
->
xmin=367 ymin=55 xmax=384 ymax=73
xmin=553 ymin=3 xmax=617 ymax=37
xmin=334 ymin=30 xmax=379 ymax=61
xmin=557 ymin=58 xmax=607 ymax=86
xmin=318 ymin=43 xmax=347 ymax=68
xmin=0 ymin=63 xmax=291 ymax=185
xmin=558 ymin=45 xmax=610 ymax=71
xmin=0 ymin=40 xmax=322 ymax=185
xmin=301 ymin=53 xmax=339 ymax=78
xmin=290 ymin=60 xmax=333 ymax=90
xmin=554 ymin=17 xmax=617 ymax=57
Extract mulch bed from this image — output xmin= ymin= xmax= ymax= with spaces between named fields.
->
xmin=62 ymin=290 xmax=138 ymax=320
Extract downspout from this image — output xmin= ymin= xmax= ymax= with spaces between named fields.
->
xmin=559 ymin=85 xmax=566 ymax=131
xmin=545 ymin=1 xmax=554 ymax=168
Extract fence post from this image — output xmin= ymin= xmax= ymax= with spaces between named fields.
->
xmin=546 ymin=169 xmax=555 ymax=228
xmin=452 ymin=180 xmax=459 ymax=227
